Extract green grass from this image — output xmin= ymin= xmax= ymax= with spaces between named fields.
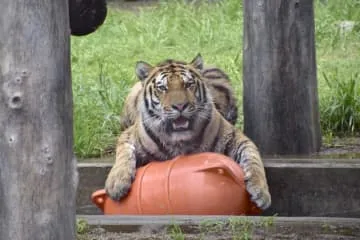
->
xmin=321 ymin=70 xmax=359 ymax=134
xmin=168 ymin=216 xmax=277 ymax=240
xmin=71 ymin=0 xmax=360 ymax=158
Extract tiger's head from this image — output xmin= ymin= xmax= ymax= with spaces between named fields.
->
xmin=135 ymin=54 xmax=213 ymax=142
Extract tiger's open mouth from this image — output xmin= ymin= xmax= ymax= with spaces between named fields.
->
xmin=172 ymin=116 xmax=190 ymax=130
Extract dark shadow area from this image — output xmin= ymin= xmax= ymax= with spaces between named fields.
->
xmin=69 ymin=0 xmax=108 ymax=36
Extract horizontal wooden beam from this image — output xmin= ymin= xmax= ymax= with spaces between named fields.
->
xmin=76 ymin=215 xmax=360 ymax=238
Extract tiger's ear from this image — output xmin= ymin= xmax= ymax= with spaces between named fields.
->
xmin=135 ymin=61 xmax=153 ymax=81
xmin=190 ymin=53 xmax=204 ymax=71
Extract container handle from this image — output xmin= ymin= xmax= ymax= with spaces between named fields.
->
xmin=196 ymin=162 xmax=244 ymax=186
xmin=91 ymin=189 xmax=107 ymax=211
xmin=197 ymin=162 xmax=262 ymax=215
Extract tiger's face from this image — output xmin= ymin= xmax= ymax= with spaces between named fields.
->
xmin=136 ymin=54 xmax=213 ymax=141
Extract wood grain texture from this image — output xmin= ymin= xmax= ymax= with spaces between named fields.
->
xmin=242 ymin=0 xmax=321 ymax=155
xmin=77 ymin=215 xmax=360 ymax=238
xmin=0 ymin=1 xmax=77 ymax=239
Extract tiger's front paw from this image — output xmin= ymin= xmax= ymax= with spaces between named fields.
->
xmin=245 ymin=179 xmax=271 ymax=210
xmin=105 ymin=168 xmax=135 ymax=201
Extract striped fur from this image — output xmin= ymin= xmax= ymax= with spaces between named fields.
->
xmin=105 ymin=54 xmax=271 ymax=210
xmin=119 ymin=57 xmax=238 ymax=131
xmin=201 ymin=67 xmax=238 ymax=125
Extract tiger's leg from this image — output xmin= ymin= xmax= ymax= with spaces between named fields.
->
xmin=230 ymin=131 xmax=271 ymax=210
xmin=105 ymin=131 xmax=137 ymax=201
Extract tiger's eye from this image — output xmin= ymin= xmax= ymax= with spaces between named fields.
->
xmin=157 ymin=85 xmax=167 ymax=91
xmin=185 ymin=82 xmax=195 ymax=89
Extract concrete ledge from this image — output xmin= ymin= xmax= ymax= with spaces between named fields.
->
xmin=76 ymin=158 xmax=360 ymax=217
xmin=262 ymin=158 xmax=360 ymax=217
xmin=77 ymin=163 xmax=111 ymax=215
xmin=77 ymin=215 xmax=360 ymax=239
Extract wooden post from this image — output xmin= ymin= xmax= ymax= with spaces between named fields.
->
xmin=0 ymin=1 xmax=77 ymax=240
xmin=242 ymin=0 xmax=322 ymax=155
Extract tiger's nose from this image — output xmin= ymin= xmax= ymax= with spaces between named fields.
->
xmin=171 ymin=103 xmax=189 ymax=111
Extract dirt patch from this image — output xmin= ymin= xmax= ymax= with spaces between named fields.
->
xmin=78 ymin=225 xmax=359 ymax=240
xmin=318 ymin=136 xmax=360 ymax=158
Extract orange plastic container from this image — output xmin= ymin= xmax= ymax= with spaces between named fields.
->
xmin=92 ymin=152 xmax=261 ymax=215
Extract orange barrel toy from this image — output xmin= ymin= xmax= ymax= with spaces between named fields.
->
xmin=91 ymin=152 xmax=262 ymax=215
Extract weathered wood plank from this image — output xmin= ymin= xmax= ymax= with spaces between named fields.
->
xmin=242 ymin=0 xmax=322 ymax=155
xmin=0 ymin=1 xmax=77 ymax=239
xmin=77 ymin=215 xmax=360 ymax=237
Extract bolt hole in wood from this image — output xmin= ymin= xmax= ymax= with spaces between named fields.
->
xmin=47 ymin=157 xmax=53 ymax=164
xmin=9 ymin=95 xmax=22 ymax=108
xmin=12 ymin=96 xmax=21 ymax=104
xmin=9 ymin=95 xmax=22 ymax=109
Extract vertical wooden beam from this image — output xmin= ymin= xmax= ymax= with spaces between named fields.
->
xmin=0 ymin=1 xmax=77 ymax=239
xmin=242 ymin=0 xmax=321 ymax=155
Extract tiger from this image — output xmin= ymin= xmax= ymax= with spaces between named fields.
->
xmin=105 ymin=54 xmax=271 ymax=210
xmin=119 ymin=57 xmax=238 ymax=131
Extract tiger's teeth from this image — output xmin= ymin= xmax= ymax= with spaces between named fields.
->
xmin=172 ymin=120 xmax=189 ymax=129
